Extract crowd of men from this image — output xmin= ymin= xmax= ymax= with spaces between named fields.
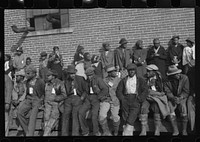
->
xmin=4 ymin=35 xmax=195 ymax=136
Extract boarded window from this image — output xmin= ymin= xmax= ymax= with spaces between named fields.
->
xmin=26 ymin=9 xmax=69 ymax=31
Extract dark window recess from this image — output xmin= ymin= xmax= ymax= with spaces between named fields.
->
xmin=26 ymin=9 xmax=69 ymax=31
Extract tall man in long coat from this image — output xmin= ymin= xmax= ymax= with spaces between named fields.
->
xmin=114 ymin=38 xmax=133 ymax=78
xmin=146 ymin=38 xmax=168 ymax=80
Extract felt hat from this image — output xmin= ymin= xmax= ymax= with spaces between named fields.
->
xmin=47 ymin=70 xmax=58 ymax=77
xmin=25 ymin=65 xmax=37 ymax=73
xmin=167 ymin=65 xmax=182 ymax=76
xmin=15 ymin=70 xmax=25 ymax=76
xmin=186 ymin=37 xmax=195 ymax=44
xmin=172 ymin=35 xmax=180 ymax=40
xmin=102 ymin=42 xmax=110 ymax=48
xmin=119 ymin=38 xmax=128 ymax=45
xmin=66 ymin=65 xmax=77 ymax=74
xmin=146 ymin=64 xmax=159 ymax=71
xmin=127 ymin=63 xmax=137 ymax=70
xmin=40 ymin=51 xmax=47 ymax=57
xmin=85 ymin=67 xmax=95 ymax=76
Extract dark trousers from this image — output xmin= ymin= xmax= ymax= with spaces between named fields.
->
xmin=17 ymin=97 xmax=42 ymax=136
xmin=78 ymin=95 xmax=100 ymax=135
xmin=140 ymin=100 xmax=160 ymax=114
xmin=61 ymin=95 xmax=82 ymax=136
xmin=121 ymin=94 xmax=140 ymax=126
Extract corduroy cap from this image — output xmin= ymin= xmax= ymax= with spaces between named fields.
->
xmin=127 ymin=63 xmax=137 ymax=70
xmin=85 ymin=67 xmax=95 ymax=76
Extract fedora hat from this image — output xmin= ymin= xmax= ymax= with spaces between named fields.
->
xmin=171 ymin=35 xmax=180 ymax=40
xmin=119 ymin=38 xmax=128 ymax=45
xmin=146 ymin=64 xmax=159 ymax=71
xmin=40 ymin=51 xmax=47 ymax=57
xmin=106 ymin=64 xmax=117 ymax=73
xmin=167 ymin=65 xmax=182 ymax=76
xmin=127 ymin=63 xmax=137 ymax=70
xmin=66 ymin=65 xmax=77 ymax=74
xmin=186 ymin=37 xmax=195 ymax=44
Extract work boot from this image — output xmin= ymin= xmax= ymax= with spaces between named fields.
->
xmin=113 ymin=119 xmax=120 ymax=136
xmin=123 ymin=124 xmax=134 ymax=136
xmin=139 ymin=114 xmax=148 ymax=136
xmin=169 ymin=115 xmax=179 ymax=136
xmin=99 ymin=119 xmax=112 ymax=136
xmin=154 ymin=113 xmax=161 ymax=136
xmin=182 ymin=116 xmax=188 ymax=136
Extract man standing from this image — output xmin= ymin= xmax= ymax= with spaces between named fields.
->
xmin=164 ymin=65 xmax=189 ymax=136
xmin=139 ymin=64 xmax=170 ymax=136
xmin=78 ymin=67 xmax=101 ymax=136
xmin=116 ymin=63 xmax=148 ymax=136
xmin=13 ymin=47 xmax=27 ymax=73
xmin=62 ymin=65 xmax=86 ymax=136
xmin=114 ymin=38 xmax=133 ymax=78
xmin=44 ymin=70 xmax=66 ymax=136
xmin=39 ymin=51 xmax=49 ymax=82
xmin=146 ymin=38 xmax=168 ymax=79
xmin=100 ymin=42 xmax=115 ymax=78
xmin=102 ymin=64 xmax=121 ymax=136
xmin=17 ymin=65 xmax=45 ymax=136
xmin=48 ymin=46 xmax=64 ymax=80
xmin=168 ymin=35 xmax=184 ymax=70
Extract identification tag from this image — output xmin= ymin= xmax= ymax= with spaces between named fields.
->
xmin=52 ymin=88 xmax=56 ymax=94
xmin=29 ymin=87 xmax=33 ymax=94
xmin=74 ymin=89 xmax=77 ymax=95
xmin=90 ymin=87 xmax=94 ymax=94
xmin=108 ymin=81 xmax=114 ymax=87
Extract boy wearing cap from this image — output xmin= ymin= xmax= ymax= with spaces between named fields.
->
xmin=164 ymin=65 xmax=189 ymax=135
xmin=116 ymin=63 xmax=148 ymax=136
xmin=100 ymin=42 xmax=115 ymax=78
xmin=39 ymin=51 xmax=49 ymax=82
xmin=73 ymin=45 xmax=85 ymax=65
xmin=114 ymin=38 xmax=133 ymax=79
xmin=101 ymin=64 xmax=121 ymax=136
xmin=62 ymin=65 xmax=87 ymax=136
xmin=139 ymin=64 xmax=170 ymax=136
xmin=13 ymin=47 xmax=27 ymax=73
xmin=17 ymin=65 xmax=45 ymax=136
xmin=48 ymin=46 xmax=64 ymax=80
xmin=44 ymin=70 xmax=67 ymax=136
xmin=168 ymin=35 xmax=184 ymax=70
xmin=78 ymin=67 xmax=103 ymax=136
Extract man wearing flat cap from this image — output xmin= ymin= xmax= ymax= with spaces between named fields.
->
xmin=79 ymin=67 xmax=105 ymax=136
xmin=139 ymin=64 xmax=170 ymax=136
xmin=62 ymin=65 xmax=87 ymax=136
xmin=164 ymin=65 xmax=189 ymax=136
xmin=116 ymin=63 xmax=148 ymax=136
xmin=13 ymin=47 xmax=27 ymax=73
xmin=146 ymin=38 xmax=168 ymax=79
xmin=39 ymin=51 xmax=49 ymax=82
xmin=114 ymin=38 xmax=133 ymax=79
xmin=43 ymin=70 xmax=67 ymax=136
xmin=101 ymin=64 xmax=121 ymax=136
xmin=48 ymin=46 xmax=64 ymax=80
xmin=168 ymin=35 xmax=184 ymax=70
xmin=100 ymin=42 xmax=115 ymax=78
xmin=17 ymin=65 xmax=45 ymax=136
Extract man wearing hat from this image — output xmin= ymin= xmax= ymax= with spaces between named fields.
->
xmin=139 ymin=64 xmax=170 ymax=136
xmin=100 ymin=42 xmax=115 ymax=78
xmin=146 ymin=38 xmax=168 ymax=79
xmin=116 ymin=63 xmax=148 ymax=136
xmin=62 ymin=65 xmax=87 ymax=136
xmin=17 ymin=65 xmax=45 ymax=136
xmin=48 ymin=46 xmax=64 ymax=80
xmin=39 ymin=51 xmax=49 ymax=82
xmin=101 ymin=64 xmax=121 ymax=136
xmin=114 ymin=38 xmax=133 ymax=78
xmin=79 ymin=67 xmax=105 ymax=136
xmin=10 ymin=70 xmax=26 ymax=133
xmin=164 ymin=65 xmax=189 ymax=135
xmin=13 ymin=47 xmax=27 ymax=73
xmin=168 ymin=35 xmax=184 ymax=70
xmin=43 ymin=70 xmax=67 ymax=136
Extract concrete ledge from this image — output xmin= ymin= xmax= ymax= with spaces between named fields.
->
xmin=26 ymin=27 xmax=74 ymax=37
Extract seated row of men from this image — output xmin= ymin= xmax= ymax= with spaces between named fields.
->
xmin=5 ymin=61 xmax=194 ymax=136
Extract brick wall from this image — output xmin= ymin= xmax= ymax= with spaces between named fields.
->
xmin=4 ymin=8 xmax=195 ymax=68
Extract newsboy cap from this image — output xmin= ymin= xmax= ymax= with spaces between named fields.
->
xmin=66 ymin=65 xmax=77 ymax=74
xmin=146 ymin=64 xmax=159 ymax=71
xmin=127 ymin=63 xmax=137 ymax=70
xmin=106 ymin=64 xmax=117 ymax=73
xmin=40 ymin=51 xmax=47 ymax=57
xmin=46 ymin=70 xmax=58 ymax=77
xmin=186 ymin=37 xmax=195 ymax=44
xmin=25 ymin=65 xmax=37 ymax=73
xmin=15 ymin=70 xmax=25 ymax=76
xmin=85 ymin=67 xmax=95 ymax=76
xmin=171 ymin=35 xmax=180 ymax=40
